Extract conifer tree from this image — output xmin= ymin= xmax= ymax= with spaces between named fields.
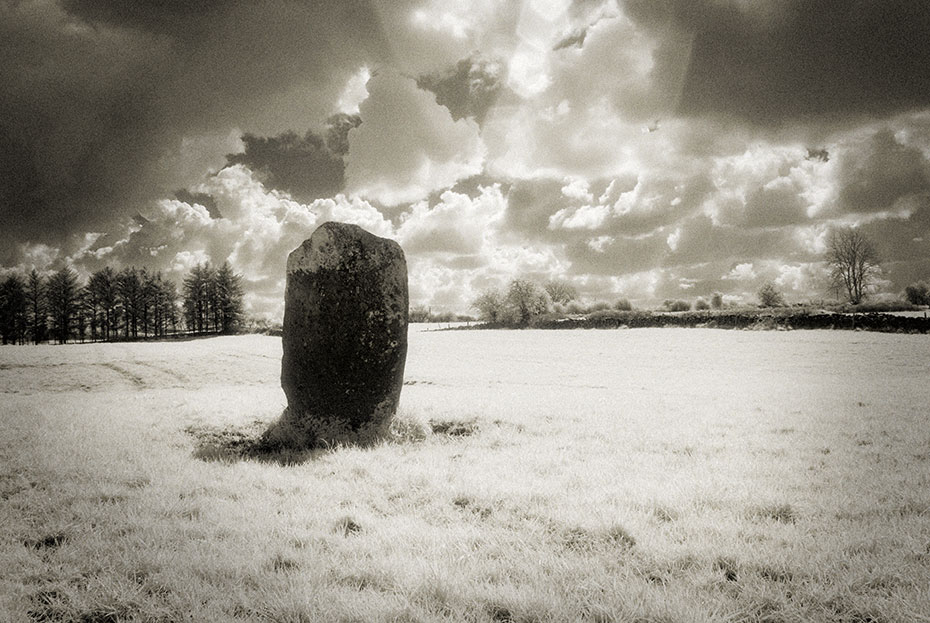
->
xmin=215 ymin=261 xmax=244 ymax=334
xmin=0 ymin=275 xmax=28 ymax=344
xmin=47 ymin=267 xmax=79 ymax=344
xmin=117 ymin=267 xmax=142 ymax=339
xmin=25 ymin=269 xmax=47 ymax=344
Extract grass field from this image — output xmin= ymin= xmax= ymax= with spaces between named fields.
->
xmin=2 ymin=328 xmax=930 ymax=622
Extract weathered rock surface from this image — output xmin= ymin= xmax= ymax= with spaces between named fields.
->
xmin=278 ymin=222 xmax=408 ymax=447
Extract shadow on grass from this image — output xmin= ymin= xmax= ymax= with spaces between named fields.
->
xmin=185 ymin=413 xmax=482 ymax=466
xmin=184 ymin=421 xmax=329 ymax=466
xmin=428 ymin=417 xmax=479 ymax=436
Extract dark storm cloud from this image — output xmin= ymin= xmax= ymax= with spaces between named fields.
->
xmin=629 ymin=0 xmax=930 ymax=124
xmin=0 ymin=0 xmax=388 ymax=252
xmin=225 ymin=114 xmax=361 ymax=202
xmin=229 ymin=129 xmax=343 ymax=202
xmin=0 ymin=1 xmax=174 ymax=247
xmin=0 ymin=130 xmax=45 ymax=264
xmin=741 ymin=183 xmax=810 ymax=228
xmin=416 ymin=55 xmax=504 ymax=124
xmin=858 ymin=206 xmax=930 ymax=288
xmin=806 ymin=148 xmax=830 ymax=163
xmin=323 ymin=113 xmax=364 ymax=159
xmin=836 ymin=128 xmax=930 ymax=214
xmin=860 ymin=205 xmax=930 ymax=262
xmin=60 ymin=0 xmax=228 ymax=34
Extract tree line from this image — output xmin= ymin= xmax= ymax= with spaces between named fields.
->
xmin=0 ymin=262 xmax=243 ymax=345
xmin=470 ymin=228 xmax=928 ymax=326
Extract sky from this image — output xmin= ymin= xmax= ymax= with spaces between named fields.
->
xmin=2 ymin=0 xmax=930 ymax=318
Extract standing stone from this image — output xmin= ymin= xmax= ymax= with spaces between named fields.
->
xmin=278 ymin=222 xmax=408 ymax=447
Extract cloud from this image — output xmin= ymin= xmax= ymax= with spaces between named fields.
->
xmin=417 ymin=54 xmax=504 ymax=123
xmin=551 ymin=6 xmax=693 ymax=122
xmin=674 ymin=0 xmax=930 ymax=125
xmin=397 ymin=185 xmax=505 ymax=255
xmin=33 ymin=165 xmax=392 ymax=319
xmin=225 ymin=114 xmax=361 ymax=202
xmin=386 ymin=0 xmax=521 ymax=77
xmin=505 ymin=178 xmax=573 ymax=240
xmin=60 ymin=0 xmax=230 ymax=34
xmin=667 ymin=214 xmax=808 ymax=269
xmin=835 ymin=127 xmax=930 ymax=214
xmin=0 ymin=0 xmax=389 ymax=250
xmin=4 ymin=0 xmax=930 ymax=315
xmin=336 ymin=67 xmax=372 ymax=116
xmin=774 ymin=262 xmax=824 ymax=293
xmin=549 ymin=204 xmax=612 ymax=230
xmin=553 ymin=28 xmax=587 ymax=50
xmin=561 ymin=177 xmax=594 ymax=202
xmin=506 ymin=0 xmax=571 ymax=98
xmin=727 ymin=262 xmax=756 ymax=281
xmin=407 ymin=0 xmax=514 ymax=46
xmin=564 ymin=229 xmax=670 ymax=276
xmin=395 ymin=182 xmax=581 ymax=311
xmin=406 ymin=238 xmax=568 ymax=312
xmin=345 ymin=71 xmax=486 ymax=206
xmin=707 ymin=144 xmax=822 ymax=227
xmin=539 ymin=168 xmax=708 ymax=241
xmin=484 ymin=99 xmax=637 ymax=180
xmin=174 ymin=190 xmax=222 ymax=220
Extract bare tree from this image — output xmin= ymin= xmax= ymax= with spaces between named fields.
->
xmin=544 ymin=280 xmax=577 ymax=305
xmin=826 ymin=228 xmax=880 ymax=305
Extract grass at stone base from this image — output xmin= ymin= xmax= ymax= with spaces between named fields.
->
xmin=3 ymin=331 xmax=930 ymax=622
xmin=183 ymin=411 xmax=478 ymax=465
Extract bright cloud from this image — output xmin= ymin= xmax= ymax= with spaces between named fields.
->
xmin=51 ymin=166 xmax=393 ymax=319
xmin=727 ymin=262 xmax=757 ymax=281
xmin=336 ymin=66 xmax=371 ymax=115
xmin=344 ymin=71 xmax=486 ymax=206
xmin=549 ymin=204 xmax=612 ymax=230
xmin=397 ymin=185 xmax=505 ymax=256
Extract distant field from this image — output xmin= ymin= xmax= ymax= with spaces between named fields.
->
xmin=2 ymin=329 xmax=930 ymax=622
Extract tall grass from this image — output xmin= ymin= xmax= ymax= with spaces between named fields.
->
xmin=2 ymin=332 xmax=930 ymax=622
